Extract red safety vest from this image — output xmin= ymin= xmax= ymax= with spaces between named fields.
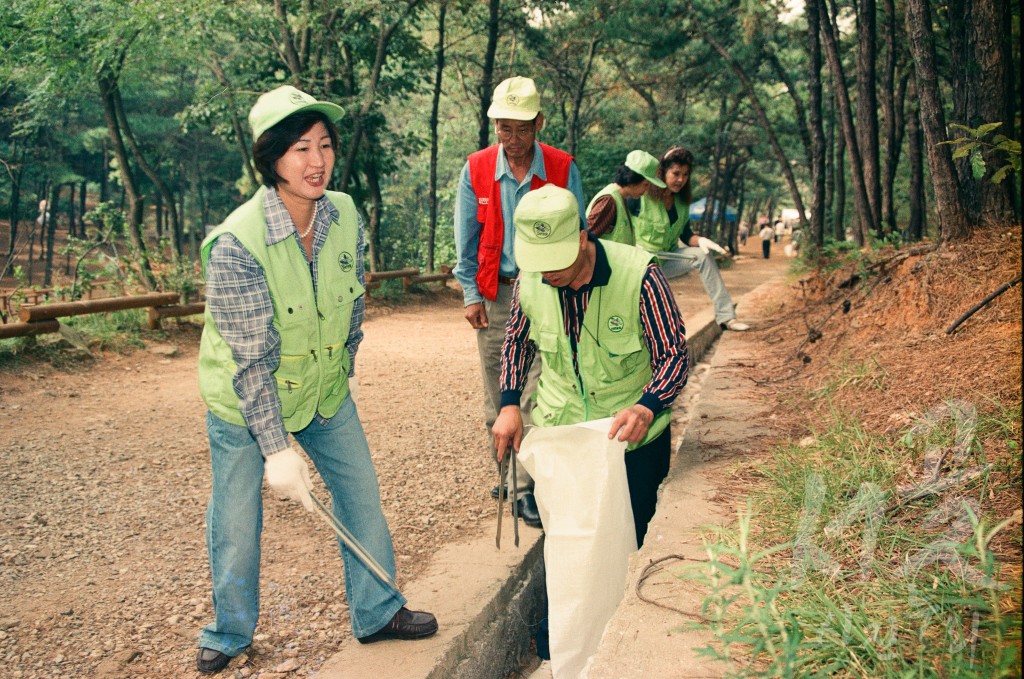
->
xmin=467 ymin=143 xmax=573 ymax=301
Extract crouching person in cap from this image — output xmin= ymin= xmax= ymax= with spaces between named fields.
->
xmin=492 ymin=183 xmax=689 ymax=549
xmin=195 ymin=85 xmax=436 ymax=674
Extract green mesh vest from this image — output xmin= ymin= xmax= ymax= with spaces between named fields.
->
xmin=586 ymin=184 xmax=634 ymax=245
xmin=198 ymin=188 xmax=364 ymax=431
xmin=518 ymin=241 xmax=670 ymax=450
xmin=632 ymin=193 xmax=689 ymax=254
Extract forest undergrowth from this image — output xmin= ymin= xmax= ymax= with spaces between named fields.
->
xmin=690 ymin=224 xmax=1022 ymax=677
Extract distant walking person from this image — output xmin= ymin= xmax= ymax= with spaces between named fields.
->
xmin=759 ymin=221 xmax=774 ymax=259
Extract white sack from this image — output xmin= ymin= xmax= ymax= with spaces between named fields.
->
xmin=517 ymin=418 xmax=636 ymax=679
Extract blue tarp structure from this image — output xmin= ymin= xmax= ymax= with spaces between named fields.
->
xmin=689 ymin=197 xmax=737 ymax=222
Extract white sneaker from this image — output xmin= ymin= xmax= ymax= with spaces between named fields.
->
xmin=721 ymin=319 xmax=750 ymax=331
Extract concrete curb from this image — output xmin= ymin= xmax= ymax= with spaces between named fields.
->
xmin=586 ymin=276 xmax=786 ymax=678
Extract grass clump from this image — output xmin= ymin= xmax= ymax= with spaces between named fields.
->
xmin=687 ymin=399 xmax=1022 ymax=678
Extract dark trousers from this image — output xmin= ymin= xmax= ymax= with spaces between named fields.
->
xmin=625 ymin=426 xmax=672 ymax=548
xmin=762 ymin=240 xmax=771 ymax=259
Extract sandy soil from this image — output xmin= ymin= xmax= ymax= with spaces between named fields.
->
xmin=0 ymin=286 xmax=499 ymax=678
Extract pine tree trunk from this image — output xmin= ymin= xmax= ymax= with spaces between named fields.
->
xmin=907 ymin=84 xmax=926 ymax=242
xmin=948 ymin=0 xmax=1016 ymax=224
xmin=43 ymin=184 xmax=59 ymax=288
xmin=856 ymin=0 xmax=882 ymax=239
xmin=477 ymin=0 xmax=500 ymax=151
xmin=427 ymin=1 xmax=447 ymax=273
xmin=97 ymin=71 xmax=157 ymax=289
xmin=818 ymin=0 xmax=874 ymax=245
xmin=904 ymin=0 xmax=972 ymax=241
xmin=806 ymin=0 xmax=826 ymax=251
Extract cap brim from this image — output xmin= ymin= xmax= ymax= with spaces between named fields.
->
xmin=514 ymin=237 xmax=579 ymax=273
xmin=646 ymin=175 xmax=666 ymax=188
xmin=487 ymin=103 xmax=538 ymax=121
xmin=255 ymin=102 xmax=345 ymax=140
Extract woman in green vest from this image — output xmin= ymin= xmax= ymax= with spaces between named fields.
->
xmin=194 ymin=86 xmax=436 ymax=675
xmin=585 ymin=149 xmax=665 ymax=245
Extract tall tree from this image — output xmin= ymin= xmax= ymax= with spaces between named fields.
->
xmin=817 ymin=0 xmax=874 ymax=244
xmin=947 ymin=0 xmax=1017 ymax=224
xmin=693 ymin=18 xmax=809 ymax=231
xmin=806 ymin=0 xmax=827 ymax=251
xmin=477 ymin=0 xmax=500 ymax=150
xmin=856 ymin=0 xmax=882 ymax=236
xmin=906 ymin=82 xmax=927 ymax=241
xmin=904 ymin=0 xmax=972 ymax=241
xmin=426 ymin=0 xmax=448 ymax=273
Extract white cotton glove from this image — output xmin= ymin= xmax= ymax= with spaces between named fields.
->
xmin=697 ymin=237 xmax=727 ymax=255
xmin=264 ymin=446 xmax=314 ymax=512
xmin=348 ymin=374 xmax=359 ymax=402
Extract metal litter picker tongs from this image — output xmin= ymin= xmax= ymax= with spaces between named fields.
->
xmin=495 ymin=448 xmax=520 ymax=549
xmin=309 ymin=492 xmax=398 ymax=591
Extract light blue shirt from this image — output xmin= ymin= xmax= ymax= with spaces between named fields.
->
xmin=453 ymin=142 xmax=585 ymax=306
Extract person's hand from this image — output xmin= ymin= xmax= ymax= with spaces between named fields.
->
xmin=464 ymin=302 xmax=488 ymax=329
xmin=697 ymin=237 xmax=726 ymax=255
xmin=264 ymin=447 xmax=314 ymax=511
xmin=348 ymin=375 xmax=359 ymax=402
xmin=608 ymin=405 xmax=655 ymax=444
xmin=492 ymin=405 xmax=524 ymax=462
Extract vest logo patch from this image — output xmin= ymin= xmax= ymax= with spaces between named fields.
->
xmin=607 ymin=316 xmax=625 ymax=333
xmin=479 ymin=197 xmax=489 ymax=206
xmin=506 ymin=94 xmax=520 ymax=106
xmin=533 ymin=221 xmax=552 ymax=239
xmin=338 ymin=251 xmax=354 ymax=272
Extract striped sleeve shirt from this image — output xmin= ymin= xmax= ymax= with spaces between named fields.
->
xmin=499 ymin=239 xmax=688 ymax=415
xmin=204 ymin=187 xmax=366 ymax=457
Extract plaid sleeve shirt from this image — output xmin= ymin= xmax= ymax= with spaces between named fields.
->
xmin=205 ymin=187 xmax=366 ymax=457
xmin=499 ymin=240 xmax=688 ymax=414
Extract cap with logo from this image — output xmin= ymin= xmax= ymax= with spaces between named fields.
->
xmin=487 ymin=76 xmax=541 ymax=121
xmin=249 ymin=86 xmax=345 ymax=141
xmin=624 ymin=150 xmax=667 ymax=188
xmin=513 ymin=185 xmax=582 ymax=273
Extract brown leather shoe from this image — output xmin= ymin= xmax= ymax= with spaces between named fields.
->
xmin=357 ymin=606 xmax=438 ymax=643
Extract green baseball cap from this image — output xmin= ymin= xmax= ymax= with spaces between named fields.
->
xmin=624 ymin=150 xmax=666 ymax=188
xmin=514 ymin=185 xmax=582 ymax=273
xmin=487 ymin=76 xmax=541 ymax=121
xmin=249 ymin=86 xmax=345 ymax=141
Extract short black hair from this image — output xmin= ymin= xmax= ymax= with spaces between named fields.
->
xmin=614 ymin=164 xmax=646 ymax=186
xmin=253 ymin=111 xmax=339 ymax=188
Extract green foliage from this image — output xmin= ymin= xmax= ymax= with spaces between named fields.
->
xmin=687 ymin=400 xmax=1023 ymax=677
xmin=941 ymin=123 xmax=1022 ymax=184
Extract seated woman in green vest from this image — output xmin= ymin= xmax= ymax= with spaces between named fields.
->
xmin=629 ymin=146 xmax=750 ymax=331
xmin=585 ymin=149 xmax=665 ymax=245
xmin=194 ymin=86 xmax=436 ymax=675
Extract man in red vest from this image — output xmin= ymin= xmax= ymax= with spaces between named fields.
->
xmin=453 ymin=76 xmax=586 ymax=528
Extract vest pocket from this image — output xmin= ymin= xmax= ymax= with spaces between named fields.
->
xmin=275 ymin=353 xmax=310 ymax=418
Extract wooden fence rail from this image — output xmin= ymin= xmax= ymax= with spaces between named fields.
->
xmin=0 ymin=267 xmax=454 ymax=340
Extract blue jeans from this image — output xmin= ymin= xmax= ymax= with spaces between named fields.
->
xmin=199 ymin=397 xmax=406 ymax=656
xmin=658 ymin=246 xmax=737 ymax=324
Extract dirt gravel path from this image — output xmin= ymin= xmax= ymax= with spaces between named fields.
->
xmin=0 ymin=287 xmax=498 ymax=678
xmin=0 ymin=241 xmax=787 ymax=678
